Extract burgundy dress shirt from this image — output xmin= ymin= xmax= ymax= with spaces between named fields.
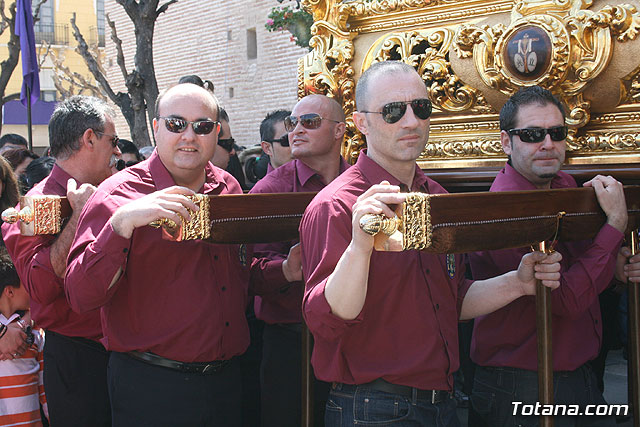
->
xmin=2 ymin=164 xmax=103 ymax=340
xmin=250 ymin=158 xmax=350 ymax=324
xmin=469 ymin=163 xmax=623 ymax=371
xmin=301 ymin=151 xmax=472 ymax=391
xmin=66 ymin=152 xmax=251 ymax=362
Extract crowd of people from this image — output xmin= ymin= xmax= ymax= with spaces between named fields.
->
xmin=0 ymin=63 xmax=637 ymax=427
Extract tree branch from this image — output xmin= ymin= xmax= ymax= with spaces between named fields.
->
xmin=2 ymin=93 xmax=20 ymax=104
xmin=0 ymin=0 xmax=10 ymax=36
xmin=70 ymin=12 xmax=118 ymax=102
xmin=31 ymin=0 xmax=46 ymax=23
xmin=106 ymin=14 xmax=128 ymax=82
xmin=156 ymin=0 xmax=178 ymax=16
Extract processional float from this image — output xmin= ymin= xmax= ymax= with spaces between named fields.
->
xmin=4 ymin=0 xmax=640 ymax=426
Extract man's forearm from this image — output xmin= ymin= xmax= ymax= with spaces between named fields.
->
xmin=324 ymin=243 xmax=372 ymax=320
xmin=50 ymin=212 xmax=80 ymax=277
xmin=460 ymin=271 xmax=524 ymax=320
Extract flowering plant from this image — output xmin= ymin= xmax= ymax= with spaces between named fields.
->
xmin=265 ymin=5 xmax=313 ymax=48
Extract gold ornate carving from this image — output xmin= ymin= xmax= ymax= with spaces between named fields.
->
xmin=453 ymin=0 xmax=640 ymax=129
xmin=423 ymin=138 xmax=504 ymax=158
xmin=181 ymin=194 xmax=210 ymax=241
xmin=299 ymin=11 xmax=359 ymax=162
xmin=150 ymin=194 xmax=210 ymax=241
xmin=358 ymin=193 xmax=432 ymax=251
xmin=403 ymin=193 xmax=431 ymax=250
xmin=33 ymin=197 xmax=62 ymax=235
xmin=363 ymin=30 xmax=496 ymax=114
xmin=571 ymin=131 xmax=640 ymax=152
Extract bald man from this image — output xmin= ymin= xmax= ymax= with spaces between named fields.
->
xmin=250 ymin=94 xmax=349 ymax=427
xmin=66 ymin=84 xmax=250 ymax=426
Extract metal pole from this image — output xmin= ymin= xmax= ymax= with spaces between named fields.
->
xmin=627 ymin=230 xmax=639 ymax=426
xmin=536 ymin=241 xmax=554 ymax=427
xmin=302 ymin=322 xmax=314 ymax=427
xmin=26 ymin=85 xmax=33 ymax=151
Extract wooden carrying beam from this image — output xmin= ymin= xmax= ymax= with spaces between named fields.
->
xmin=1 ymin=192 xmax=318 ymax=243
xmin=361 ymin=186 xmax=640 ymax=253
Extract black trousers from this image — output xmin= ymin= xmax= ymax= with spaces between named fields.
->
xmin=108 ymin=351 xmax=242 ymax=427
xmin=261 ymin=323 xmax=329 ymax=427
xmin=43 ymin=330 xmax=111 ymax=427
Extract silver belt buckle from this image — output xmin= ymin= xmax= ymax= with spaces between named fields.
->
xmin=431 ymin=390 xmax=437 ymax=404
xmin=201 ymin=364 xmax=213 ymax=374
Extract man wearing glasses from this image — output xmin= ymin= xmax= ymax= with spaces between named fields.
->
xmin=3 ymin=96 xmax=121 ymax=426
xmin=260 ymin=109 xmax=294 ymax=173
xmin=211 ymin=107 xmax=236 ymax=170
xmin=250 ymin=94 xmax=349 ymax=427
xmin=300 ymin=61 xmax=565 ymax=426
xmin=468 ymin=85 xmax=636 ymax=426
xmin=66 ymin=84 xmax=250 ymax=426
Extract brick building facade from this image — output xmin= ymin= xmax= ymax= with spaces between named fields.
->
xmin=104 ymin=0 xmax=307 ymax=148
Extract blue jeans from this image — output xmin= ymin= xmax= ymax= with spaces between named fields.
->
xmin=471 ymin=364 xmax=616 ymax=427
xmin=325 ymin=382 xmax=460 ymax=426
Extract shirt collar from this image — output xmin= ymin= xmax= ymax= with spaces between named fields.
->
xmin=148 ymin=150 xmax=227 ymax=193
xmin=355 ymin=150 xmax=429 ymax=192
xmin=49 ymin=163 xmax=76 ymax=190
xmin=295 ymin=157 xmax=351 ymax=187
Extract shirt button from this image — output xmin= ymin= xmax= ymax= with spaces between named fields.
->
xmin=225 ymin=321 xmax=230 ymax=327
xmin=425 ymin=269 xmax=430 ymax=274
xmin=435 ymin=303 xmax=439 ymax=310
xmin=214 ymin=255 xmax=219 ymax=260
xmin=221 ymin=286 xmax=226 ymax=291
xmin=123 ymin=248 xmax=128 ymax=254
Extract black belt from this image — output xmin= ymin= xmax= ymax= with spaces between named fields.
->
xmin=128 ymin=351 xmax=230 ymax=375
xmin=332 ymin=379 xmax=452 ymax=404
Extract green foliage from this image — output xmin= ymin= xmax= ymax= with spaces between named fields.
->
xmin=265 ymin=4 xmax=313 ymax=49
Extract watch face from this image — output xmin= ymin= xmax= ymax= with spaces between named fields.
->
xmin=504 ymin=26 xmax=552 ymax=81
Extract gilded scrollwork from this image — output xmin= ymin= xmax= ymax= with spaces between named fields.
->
xmin=453 ymin=0 xmax=640 ymax=131
xmin=403 ymin=193 xmax=431 ymax=251
xmin=571 ymin=131 xmax=640 ymax=152
xmin=301 ymin=19 xmax=360 ymax=162
xmin=422 ymin=138 xmax=504 ymax=159
xmin=365 ymin=30 xmax=495 ymax=114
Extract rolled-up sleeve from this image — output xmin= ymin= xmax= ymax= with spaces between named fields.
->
xmin=301 ymin=197 xmax=362 ymax=341
xmin=65 ymin=187 xmax=132 ymax=313
xmin=2 ymin=221 xmax=63 ymax=305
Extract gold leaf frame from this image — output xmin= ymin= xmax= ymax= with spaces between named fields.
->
xmin=300 ymin=0 xmax=640 ymax=169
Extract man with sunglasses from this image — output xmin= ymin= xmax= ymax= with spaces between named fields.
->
xmin=260 ymin=109 xmax=294 ymax=173
xmin=2 ymin=96 xmax=121 ymax=426
xmin=468 ymin=85 xmax=636 ymax=426
xmin=66 ymin=84 xmax=250 ymax=426
xmin=300 ymin=61 xmax=564 ymax=426
xmin=211 ymin=107 xmax=236 ymax=170
xmin=250 ymin=95 xmax=349 ymax=427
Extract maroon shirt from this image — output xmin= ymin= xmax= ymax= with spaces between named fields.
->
xmin=469 ymin=163 xmax=623 ymax=371
xmin=2 ymin=164 xmax=103 ymax=340
xmin=301 ymin=152 xmax=473 ymax=390
xmin=250 ymin=158 xmax=349 ymax=324
xmin=65 ymin=152 xmax=250 ymax=362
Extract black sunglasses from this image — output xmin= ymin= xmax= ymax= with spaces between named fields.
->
xmin=265 ymin=134 xmax=290 ymax=147
xmin=159 ymin=117 xmax=220 ymax=135
xmin=360 ymin=98 xmax=432 ymax=124
xmin=217 ymin=138 xmax=235 ymax=153
xmin=284 ymin=113 xmax=342 ymax=132
xmin=507 ymin=126 xmax=568 ymax=143
xmin=95 ymin=131 xmax=119 ymax=147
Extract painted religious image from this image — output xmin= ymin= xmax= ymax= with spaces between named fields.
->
xmin=505 ymin=26 xmax=552 ymax=81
